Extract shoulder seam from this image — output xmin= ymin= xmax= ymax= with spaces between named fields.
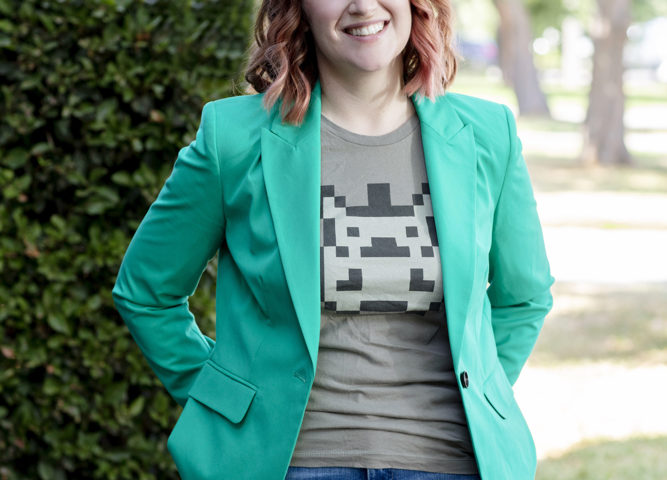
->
xmin=203 ymin=101 xmax=226 ymax=231
xmin=492 ymin=105 xmax=516 ymax=228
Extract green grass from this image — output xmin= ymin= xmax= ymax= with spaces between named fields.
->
xmin=536 ymin=436 xmax=667 ymax=480
xmin=525 ymin=156 xmax=667 ymax=193
xmin=530 ymin=282 xmax=667 ymax=366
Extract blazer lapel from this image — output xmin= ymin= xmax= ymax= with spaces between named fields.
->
xmin=261 ymin=84 xmax=322 ymax=370
xmin=414 ymin=95 xmax=478 ymax=366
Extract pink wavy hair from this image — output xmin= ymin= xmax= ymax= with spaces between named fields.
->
xmin=245 ymin=0 xmax=458 ymax=125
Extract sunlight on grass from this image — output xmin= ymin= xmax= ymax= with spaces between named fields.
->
xmin=536 ymin=436 xmax=667 ymax=480
xmin=527 ymin=160 xmax=667 ymax=193
xmin=531 ymin=282 xmax=667 ymax=366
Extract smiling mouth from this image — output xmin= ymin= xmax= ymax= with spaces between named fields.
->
xmin=344 ymin=21 xmax=388 ymax=37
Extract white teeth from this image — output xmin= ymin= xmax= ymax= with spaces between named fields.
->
xmin=347 ymin=21 xmax=385 ymax=37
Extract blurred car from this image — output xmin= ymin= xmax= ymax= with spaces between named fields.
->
xmin=624 ymin=16 xmax=667 ymax=81
xmin=455 ymin=37 xmax=498 ymax=70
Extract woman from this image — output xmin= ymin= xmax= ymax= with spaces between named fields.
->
xmin=112 ymin=0 xmax=554 ymax=479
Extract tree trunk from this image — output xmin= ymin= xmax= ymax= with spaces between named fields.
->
xmin=582 ymin=0 xmax=632 ymax=165
xmin=493 ymin=0 xmax=550 ymax=116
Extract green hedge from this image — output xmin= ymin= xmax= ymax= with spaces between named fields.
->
xmin=0 ymin=0 xmax=253 ymax=478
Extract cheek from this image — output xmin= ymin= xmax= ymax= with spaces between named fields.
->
xmin=304 ymin=8 xmax=338 ymax=40
xmin=397 ymin=20 xmax=412 ymax=49
xmin=303 ymin=1 xmax=339 ymax=26
xmin=395 ymin=4 xmax=413 ymax=44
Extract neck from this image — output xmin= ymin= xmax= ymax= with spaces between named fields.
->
xmin=317 ymin=59 xmax=415 ymax=136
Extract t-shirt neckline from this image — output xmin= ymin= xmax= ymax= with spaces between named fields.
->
xmin=321 ymin=114 xmax=420 ymax=147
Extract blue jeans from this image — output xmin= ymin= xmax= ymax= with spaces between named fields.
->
xmin=285 ymin=467 xmax=481 ymax=480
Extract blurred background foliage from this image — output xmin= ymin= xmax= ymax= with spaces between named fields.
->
xmin=0 ymin=0 xmax=252 ymax=478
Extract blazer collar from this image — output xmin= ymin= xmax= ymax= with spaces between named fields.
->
xmin=266 ymin=81 xmax=467 ymax=145
xmin=261 ymin=81 xmax=477 ymax=370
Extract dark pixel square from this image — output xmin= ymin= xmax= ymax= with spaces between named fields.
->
xmin=337 ymin=268 xmax=362 ymax=291
xmin=347 ymin=227 xmax=360 ymax=237
xmin=322 ymin=185 xmax=335 ymax=197
xmin=421 ymin=183 xmax=430 ymax=194
xmin=360 ymin=300 xmax=408 ymax=312
xmin=412 ymin=194 xmax=424 ymax=206
xmin=336 ymin=246 xmax=349 ymax=257
xmin=406 ymin=226 xmax=418 ymax=237
xmin=421 ymin=246 xmax=434 ymax=257
xmin=428 ymin=302 xmax=441 ymax=311
xmin=324 ymin=301 xmax=337 ymax=310
xmin=335 ymin=196 xmax=346 ymax=207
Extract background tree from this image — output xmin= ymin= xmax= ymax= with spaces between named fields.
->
xmin=581 ymin=0 xmax=632 ymax=165
xmin=492 ymin=0 xmax=551 ymax=116
xmin=581 ymin=0 xmax=667 ymax=165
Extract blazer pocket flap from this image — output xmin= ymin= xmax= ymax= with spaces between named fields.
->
xmin=483 ymin=364 xmax=514 ymax=420
xmin=188 ymin=360 xmax=257 ymax=424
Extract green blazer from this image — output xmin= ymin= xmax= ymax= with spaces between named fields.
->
xmin=112 ymin=82 xmax=554 ymax=480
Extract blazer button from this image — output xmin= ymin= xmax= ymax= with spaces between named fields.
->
xmin=460 ymin=371 xmax=469 ymax=388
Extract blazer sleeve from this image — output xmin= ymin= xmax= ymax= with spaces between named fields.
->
xmin=111 ymin=101 xmax=223 ymax=407
xmin=486 ymin=105 xmax=555 ymax=386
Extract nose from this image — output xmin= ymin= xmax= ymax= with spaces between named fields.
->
xmin=347 ymin=0 xmax=378 ymax=16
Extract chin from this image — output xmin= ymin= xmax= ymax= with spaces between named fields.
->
xmin=350 ymin=59 xmax=395 ymax=73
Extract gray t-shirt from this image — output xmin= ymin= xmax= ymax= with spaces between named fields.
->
xmin=289 ymin=115 xmax=478 ymax=474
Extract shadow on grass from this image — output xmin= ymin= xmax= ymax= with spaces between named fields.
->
xmin=536 ymin=436 xmax=667 ymax=480
xmin=531 ymin=282 xmax=667 ymax=365
xmin=525 ymin=154 xmax=667 ymax=193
